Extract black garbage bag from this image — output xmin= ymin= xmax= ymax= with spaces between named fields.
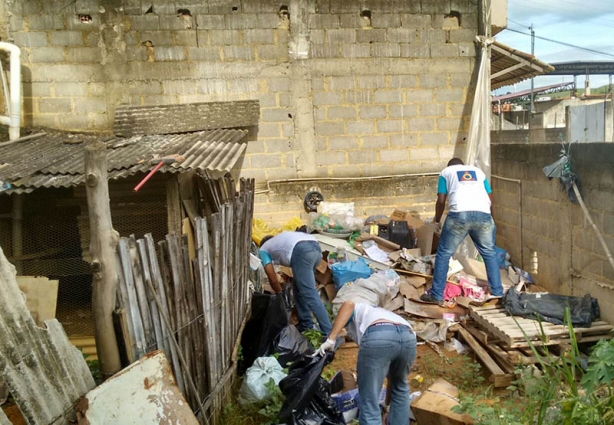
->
xmin=278 ymin=352 xmax=344 ymax=425
xmin=503 ymin=286 xmax=600 ymax=327
xmin=274 ymin=325 xmax=314 ymax=368
xmin=240 ymin=285 xmax=292 ymax=373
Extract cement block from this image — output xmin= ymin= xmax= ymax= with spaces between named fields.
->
xmin=257 ymin=45 xmax=288 ymax=60
xmin=407 ymin=117 xmax=435 ymax=131
xmin=400 ymin=44 xmax=430 ymax=58
xmin=344 ymin=91 xmax=374 ymax=104
xmin=310 ymin=29 xmax=326 ymax=44
xmin=420 ymin=103 xmax=447 ymax=117
xmin=223 ymin=45 xmax=255 ymax=61
xmin=209 ymin=29 xmax=243 ymax=45
xmin=227 ymin=79 xmax=259 ymax=93
xmin=347 ymin=120 xmax=376 ymax=134
xmin=38 ymin=98 xmax=72 ymax=113
xmin=360 ymin=105 xmax=387 ymax=119
xmin=160 ymin=15 xmax=194 ymax=30
xmin=421 ymin=1 xmax=451 ymax=14
xmin=245 ymin=140 xmax=266 ymax=154
xmin=11 ymin=32 xmax=48 ymax=47
xmin=315 ymin=121 xmax=345 ymax=135
xmin=311 ymin=44 xmax=341 ymax=58
xmin=142 ymin=95 xmax=179 ymax=105
xmin=278 ymin=93 xmax=292 ymax=107
xmin=28 ymin=15 xmax=65 ymax=31
xmin=196 ymin=15 xmax=225 ymax=30
xmin=389 ymin=75 xmax=418 ymax=88
xmin=258 ymin=93 xmax=277 ymax=107
xmin=141 ymin=30 xmax=174 ymax=45
xmin=341 ymin=43 xmax=370 ymax=58
xmin=310 ymin=14 xmax=341 ymax=29
xmin=250 ymin=154 xmax=282 ymax=168
xmin=386 ymin=28 xmax=415 ymax=43
xmin=448 ymin=28 xmax=476 ymax=43
xmin=401 ymin=14 xmax=431 ymax=29
xmin=356 ymin=28 xmax=386 ymax=43
xmin=328 ymin=106 xmax=357 ymax=120
xmin=264 ymin=139 xmax=292 ymax=153
xmin=435 ymin=88 xmax=463 ymax=102
xmin=327 ymin=28 xmax=356 ymax=43
xmin=67 ymin=47 xmax=101 ymax=63
xmin=225 ymin=13 xmax=257 ymax=30
xmin=245 ymin=29 xmax=275 ymax=44
xmin=261 ymin=108 xmax=293 ymax=122
xmin=85 ymin=31 xmax=100 ymax=47
xmin=339 ymin=14 xmax=362 ymax=28
xmin=348 ymin=149 xmax=376 ymax=164
xmin=256 ymin=14 xmax=281 ymax=29
xmin=389 ymin=104 xmax=419 ymax=118
xmin=23 ymin=82 xmax=52 ymax=98
xmin=257 ymin=123 xmax=281 ymax=138
xmin=356 ymin=76 xmax=385 ymax=89
xmin=431 ymin=44 xmax=459 ymax=58
xmin=77 ymin=97 xmax=107 ymax=114
xmin=330 ymin=2 xmax=362 ymax=13
xmin=174 ymin=31 xmax=198 ymax=46
xmin=371 ymin=43 xmax=401 ymax=57
xmin=267 ymin=78 xmax=291 ymax=93
xmin=371 ymin=13 xmax=401 ymax=28
xmin=329 ymin=136 xmax=359 ymax=150
xmin=416 ymin=29 xmax=446 ymax=44
xmin=437 ymin=117 xmax=462 ymax=131
xmin=377 ymin=120 xmax=404 ymax=133
xmin=30 ymin=47 xmax=66 ymax=63
xmin=125 ymin=46 xmax=146 ymax=61
xmin=421 ymin=132 xmax=449 ymax=145
xmin=54 ymin=82 xmax=88 ymax=97
xmin=380 ymin=148 xmax=408 ymax=162
xmin=420 ymin=74 xmax=448 ymax=88
xmin=374 ymin=90 xmax=402 ymax=103
xmin=389 ymin=133 xmax=419 ymax=146
xmin=328 ymin=76 xmax=356 ymax=90
xmin=162 ymin=80 xmax=196 ymax=94
xmin=449 ymin=72 xmax=472 ymax=87
xmin=409 ymin=147 xmax=439 ymax=160
xmin=316 ymin=150 xmax=347 ymax=166
xmin=129 ymin=15 xmax=160 ymax=31
xmin=312 ymin=91 xmax=342 ymax=106
xmin=459 ymin=43 xmax=476 ymax=57
xmin=155 ymin=46 xmax=187 ymax=61
xmin=361 ymin=135 xmax=389 ymax=148
xmin=9 ymin=15 xmax=24 ymax=32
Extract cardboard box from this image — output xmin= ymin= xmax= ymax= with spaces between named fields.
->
xmin=411 ymin=379 xmax=475 ymax=425
xmin=315 ymin=259 xmax=333 ymax=286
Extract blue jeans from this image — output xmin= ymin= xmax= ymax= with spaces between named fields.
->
xmin=357 ymin=324 xmax=417 ymax=425
xmin=290 ymin=241 xmax=333 ymax=335
xmin=431 ymin=211 xmax=504 ymax=300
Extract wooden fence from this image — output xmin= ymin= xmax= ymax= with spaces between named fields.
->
xmin=115 ymin=176 xmax=254 ymax=424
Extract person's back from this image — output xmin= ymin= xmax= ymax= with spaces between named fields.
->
xmin=439 ymin=163 xmax=491 ymax=214
xmin=260 ymin=231 xmax=316 ymax=266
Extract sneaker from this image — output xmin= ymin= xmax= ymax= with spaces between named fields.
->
xmin=420 ymin=293 xmax=444 ymax=306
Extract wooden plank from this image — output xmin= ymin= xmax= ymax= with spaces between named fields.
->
xmin=128 ymin=236 xmax=155 ymax=351
xmin=457 ymin=327 xmax=513 ymax=388
xmin=16 ymin=276 xmax=59 ymax=326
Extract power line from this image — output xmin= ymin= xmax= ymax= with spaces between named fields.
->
xmin=504 ymin=27 xmax=614 ymax=59
xmin=510 ymin=0 xmax=614 ymax=27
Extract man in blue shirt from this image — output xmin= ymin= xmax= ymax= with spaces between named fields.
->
xmin=420 ymin=158 xmax=504 ymax=305
xmin=259 ymin=231 xmax=332 ymax=335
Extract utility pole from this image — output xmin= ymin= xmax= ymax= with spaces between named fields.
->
xmin=530 ymin=23 xmax=535 ymax=113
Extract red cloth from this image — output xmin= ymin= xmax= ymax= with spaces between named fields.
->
xmin=443 ymin=281 xmax=462 ymax=301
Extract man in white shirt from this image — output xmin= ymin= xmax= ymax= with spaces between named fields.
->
xmin=259 ymin=231 xmax=333 ymax=335
xmin=317 ymin=301 xmax=416 ymax=425
xmin=420 ymin=158 xmax=504 ymax=305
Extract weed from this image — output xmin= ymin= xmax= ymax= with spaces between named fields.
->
xmin=458 ymin=355 xmax=485 ymax=392
xmin=302 ymin=329 xmax=323 ymax=349
xmin=321 ymin=365 xmax=336 ymax=381
xmin=258 ymin=379 xmax=285 ymax=425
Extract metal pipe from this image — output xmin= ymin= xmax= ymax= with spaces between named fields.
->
xmin=0 ymin=42 xmax=21 ymax=141
xmin=491 ymin=174 xmax=523 ymax=269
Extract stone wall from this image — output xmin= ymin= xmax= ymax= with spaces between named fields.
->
xmin=492 ymin=143 xmax=614 ymax=323
xmin=3 ymin=0 xmax=480 ymax=225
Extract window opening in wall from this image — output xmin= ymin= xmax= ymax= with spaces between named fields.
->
xmin=232 ymin=6 xmax=238 ymax=11
xmin=145 ymin=4 xmax=154 ymax=14
xmin=78 ymin=14 xmax=92 ymax=24
xmin=360 ymin=10 xmax=372 ymax=28
xmin=279 ymin=5 xmax=290 ymax=29
xmin=177 ymin=9 xmax=191 ymax=17
xmin=443 ymin=11 xmax=461 ymax=28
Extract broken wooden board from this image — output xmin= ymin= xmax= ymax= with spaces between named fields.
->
xmin=457 ymin=327 xmax=514 ymax=388
xmin=16 ymin=275 xmax=59 ymax=326
xmin=411 ymin=378 xmax=475 ymax=425
xmin=469 ymin=305 xmax=614 ymax=348
xmin=384 ymin=294 xmax=405 ymax=312
xmin=404 ymin=298 xmax=468 ymax=321
xmin=76 ymin=351 xmax=199 ymax=425
xmin=0 ymin=247 xmax=95 ymax=425
xmin=398 ymin=281 xmax=421 ymax=299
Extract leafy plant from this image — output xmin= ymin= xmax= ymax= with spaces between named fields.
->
xmin=258 ymin=378 xmax=285 ymax=425
xmin=302 ymin=329 xmax=323 ymax=349
xmin=321 ymin=365 xmax=336 ymax=381
xmin=458 ymin=355 xmax=486 ymax=392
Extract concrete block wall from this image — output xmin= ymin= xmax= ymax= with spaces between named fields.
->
xmin=4 ymin=0 xmax=480 ymax=226
xmin=492 ymin=143 xmax=614 ymax=324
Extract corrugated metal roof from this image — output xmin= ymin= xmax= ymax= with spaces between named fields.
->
xmin=0 ymin=129 xmax=248 ymax=194
xmin=491 ymin=40 xmax=555 ymax=90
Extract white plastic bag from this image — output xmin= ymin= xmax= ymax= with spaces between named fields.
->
xmin=332 ymin=270 xmax=400 ymax=312
xmin=239 ymin=357 xmax=286 ymax=404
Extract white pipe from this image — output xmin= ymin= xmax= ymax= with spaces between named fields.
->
xmin=0 ymin=42 xmax=21 ymax=141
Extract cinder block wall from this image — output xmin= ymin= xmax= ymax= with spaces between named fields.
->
xmin=4 ymin=0 xmax=479 ymax=226
xmin=492 ymin=143 xmax=614 ymax=324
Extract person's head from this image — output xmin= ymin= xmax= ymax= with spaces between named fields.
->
xmin=447 ymin=158 xmax=464 ymax=167
xmin=259 ymin=235 xmax=274 ymax=247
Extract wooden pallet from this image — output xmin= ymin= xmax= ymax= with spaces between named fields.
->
xmin=469 ymin=305 xmax=614 ymax=348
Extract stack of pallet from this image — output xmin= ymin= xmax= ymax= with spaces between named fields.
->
xmin=458 ymin=303 xmax=614 ymax=387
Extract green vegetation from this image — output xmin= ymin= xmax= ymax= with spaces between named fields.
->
xmin=302 ymin=329 xmax=323 ymax=349
xmin=454 ymin=310 xmax=614 ymax=424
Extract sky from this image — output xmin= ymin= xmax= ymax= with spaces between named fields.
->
xmin=493 ymin=0 xmax=614 ymax=94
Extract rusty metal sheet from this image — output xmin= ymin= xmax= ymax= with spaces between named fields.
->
xmin=76 ymin=351 xmax=199 ymax=425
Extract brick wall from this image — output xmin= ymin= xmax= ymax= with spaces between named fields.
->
xmin=492 ymin=143 xmax=614 ymax=324
xmin=5 ymin=0 xmax=480 ymax=225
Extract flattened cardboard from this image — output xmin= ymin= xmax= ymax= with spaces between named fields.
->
xmin=411 ymin=378 xmax=475 ymax=425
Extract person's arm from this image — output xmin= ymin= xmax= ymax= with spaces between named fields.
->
xmin=327 ymin=300 xmax=355 ymax=340
xmin=435 ymin=193 xmax=447 ymax=224
xmin=488 ymin=193 xmax=494 ymax=220
xmin=484 ymin=178 xmax=494 ymax=220
xmin=263 ymin=263 xmax=282 ymax=293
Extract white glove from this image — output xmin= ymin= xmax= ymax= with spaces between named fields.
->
xmin=315 ymin=338 xmax=335 ymax=356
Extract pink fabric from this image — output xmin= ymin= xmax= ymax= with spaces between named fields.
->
xmin=460 ymin=277 xmax=486 ymax=303
xmin=443 ymin=281 xmax=462 ymax=301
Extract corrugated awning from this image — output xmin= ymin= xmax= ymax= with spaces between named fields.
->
xmin=0 ymin=128 xmax=249 ymax=194
xmin=491 ymin=40 xmax=555 ymax=90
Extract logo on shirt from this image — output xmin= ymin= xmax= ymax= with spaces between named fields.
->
xmin=457 ymin=170 xmax=477 ymax=181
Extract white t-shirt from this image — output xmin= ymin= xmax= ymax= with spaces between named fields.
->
xmin=259 ymin=231 xmax=317 ymax=266
xmin=438 ymin=164 xmax=492 ymax=214
xmin=346 ymin=303 xmax=412 ymax=345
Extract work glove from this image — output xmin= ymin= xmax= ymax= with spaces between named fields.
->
xmin=315 ymin=338 xmax=335 ymax=356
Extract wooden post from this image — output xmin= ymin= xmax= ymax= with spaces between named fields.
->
xmin=85 ymin=141 xmax=122 ymax=378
